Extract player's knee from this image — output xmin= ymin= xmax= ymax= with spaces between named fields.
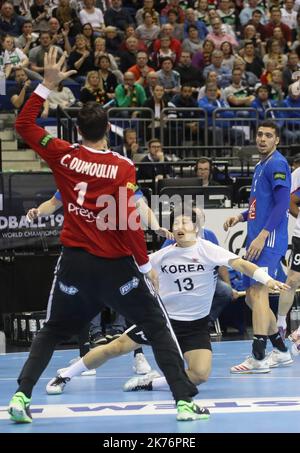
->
xmin=287 ymin=274 xmax=300 ymax=289
xmin=190 ymin=366 xmax=210 ymax=385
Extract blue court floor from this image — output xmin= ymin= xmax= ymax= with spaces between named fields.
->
xmin=0 ymin=340 xmax=300 ymax=433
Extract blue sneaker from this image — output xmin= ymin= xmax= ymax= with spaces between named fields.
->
xmin=8 ymin=392 xmax=32 ymax=423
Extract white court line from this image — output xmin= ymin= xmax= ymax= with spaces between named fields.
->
xmin=2 ymin=396 xmax=300 ymax=419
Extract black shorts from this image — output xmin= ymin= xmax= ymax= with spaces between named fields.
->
xmin=126 ymin=315 xmax=211 ymax=354
xmin=290 ymin=236 xmax=300 ymax=272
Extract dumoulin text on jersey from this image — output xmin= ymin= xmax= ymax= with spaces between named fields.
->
xmin=60 ymin=154 xmax=119 ymax=179
xmin=161 ymin=264 xmax=205 ymax=273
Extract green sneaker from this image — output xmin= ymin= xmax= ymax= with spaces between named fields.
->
xmin=8 ymin=392 xmax=32 ymax=423
xmin=176 ymin=400 xmax=210 ymax=421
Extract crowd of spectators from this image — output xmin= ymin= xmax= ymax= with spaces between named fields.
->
xmin=1 ymin=0 xmax=300 ymax=146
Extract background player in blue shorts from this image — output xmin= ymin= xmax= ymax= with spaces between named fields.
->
xmin=224 ymin=120 xmax=293 ymax=373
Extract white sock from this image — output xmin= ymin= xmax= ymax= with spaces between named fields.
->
xmin=60 ymin=358 xmax=89 ymax=379
xmin=277 ymin=315 xmax=287 ymax=330
xmin=152 ymin=376 xmax=169 ymax=391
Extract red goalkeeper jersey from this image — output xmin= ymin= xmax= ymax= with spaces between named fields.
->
xmin=15 ymin=84 xmax=150 ymax=271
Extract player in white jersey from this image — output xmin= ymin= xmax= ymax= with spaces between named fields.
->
xmin=45 ymin=206 xmax=289 ymax=395
xmin=277 ymin=165 xmax=300 ymax=355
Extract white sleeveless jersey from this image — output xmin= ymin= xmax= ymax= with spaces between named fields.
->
xmin=291 ymin=167 xmax=300 ymax=238
xmin=149 ymin=238 xmax=239 ymax=321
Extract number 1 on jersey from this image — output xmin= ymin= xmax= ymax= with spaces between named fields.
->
xmin=74 ymin=182 xmax=88 ymax=206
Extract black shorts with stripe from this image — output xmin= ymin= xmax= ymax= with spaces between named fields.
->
xmin=126 ymin=315 xmax=211 ymax=354
xmin=290 ymin=236 xmax=300 ymax=272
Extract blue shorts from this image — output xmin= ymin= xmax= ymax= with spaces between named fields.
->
xmin=243 ymin=248 xmax=283 ymax=290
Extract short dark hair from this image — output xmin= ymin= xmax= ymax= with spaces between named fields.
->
xmin=124 ymin=128 xmax=136 ymax=140
xmin=195 ymin=157 xmax=212 ymax=172
xmin=258 ymin=120 xmax=280 ymax=137
xmin=77 ymin=102 xmax=108 ymax=142
xmin=170 ymin=203 xmax=198 ymax=231
xmin=148 ymin=138 xmax=162 ymax=147
xmin=252 ymin=9 xmax=262 ymax=16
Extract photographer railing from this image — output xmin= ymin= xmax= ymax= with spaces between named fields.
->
xmin=160 ymin=108 xmax=208 ymax=157
xmin=211 ymin=108 xmax=259 ymax=152
xmin=57 ymin=106 xmax=80 ymax=143
xmin=265 ymin=108 xmax=300 ymax=156
xmin=107 ymin=108 xmax=155 ymax=149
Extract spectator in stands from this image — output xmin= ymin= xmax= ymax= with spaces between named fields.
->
xmin=217 ymin=0 xmax=236 ymax=30
xmin=137 ymin=138 xmax=172 ymax=181
xmin=94 ymin=37 xmax=123 ymax=83
xmin=135 ymin=11 xmax=160 ymax=49
xmin=165 ymin=9 xmax=184 ymax=41
xmin=198 ymin=82 xmax=245 ymax=147
xmin=97 ymin=54 xmax=117 ymax=102
xmin=113 ymin=128 xmax=143 ymax=159
xmin=206 ymin=15 xmax=238 ymax=49
xmin=52 ymin=0 xmax=81 ymax=39
xmin=135 ymin=0 xmax=160 ymax=26
xmin=272 ymin=25 xmax=289 ymax=52
xmin=29 ymin=30 xmax=63 ymax=77
xmin=281 ymin=0 xmax=297 ymax=31
xmin=220 ymin=41 xmax=235 ymax=71
xmin=223 ymin=67 xmax=256 ymax=109
xmin=207 ymin=8 xmax=236 ymax=38
xmin=193 ymin=38 xmax=214 ymax=70
xmin=182 ymin=24 xmax=204 ymax=55
xmin=128 ymin=51 xmax=155 ymax=87
xmin=9 ymin=67 xmax=46 ymax=113
xmin=103 ymin=26 xmax=123 ymax=56
xmin=41 ymin=81 xmax=76 ymax=117
xmin=268 ymin=68 xmax=284 ymax=100
xmin=3 ymin=34 xmax=29 ymax=79
xmin=174 ymin=51 xmax=204 ymax=92
xmin=48 ymin=17 xmax=71 ymax=54
xmin=195 ymin=0 xmax=210 ymax=26
xmin=119 ymin=36 xmax=139 ymax=73
xmin=156 ymin=56 xmax=181 ymax=101
xmin=239 ymin=0 xmax=266 ymax=27
xmin=114 ymin=71 xmax=147 ymax=115
xmin=250 ymin=84 xmax=280 ymax=123
xmin=195 ymin=157 xmax=219 ymax=186
xmin=119 ymin=25 xmax=148 ymax=53
xmin=104 ymin=0 xmax=134 ymax=32
xmin=197 ymin=70 xmax=223 ymax=100
xmin=79 ymin=0 xmax=104 ymax=36
xmin=264 ymin=6 xmax=292 ymax=47
xmin=183 ymin=8 xmax=208 ymax=41
xmin=168 ymin=84 xmax=201 ymax=143
xmin=30 ymin=0 xmax=51 ymax=32
xmin=244 ymin=9 xmax=267 ymax=41
xmin=16 ymin=21 xmax=39 ymax=56
xmin=239 ymin=24 xmax=266 ymax=56
xmin=68 ymin=33 xmax=96 ymax=84
xmin=152 ymin=35 xmax=178 ymax=67
xmin=203 ymin=49 xmax=231 ymax=88
xmin=82 ymin=22 xmax=96 ymax=50
xmin=144 ymin=70 xmax=159 ymax=98
xmin=233 ymin=58 xmax=258 ymax=87
xmin=160 ymin=0 xmax=185 ymax=24
xmin=242 ymin=40 xmax=264 ymax=78
xmin=282 ymin=51 xmax=300 ymax=91
xmin=264 ymin=39 xmax=288 ymax=70
xmin=80 ymin=70 xmax=103 ymax=103
xmin=142 ymin=84 xmax=167 ymax=141
xmin=153 ymin=24 xmax=182 ymax=60
xmin=0 ymin=1 xmax=25 ymax=37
